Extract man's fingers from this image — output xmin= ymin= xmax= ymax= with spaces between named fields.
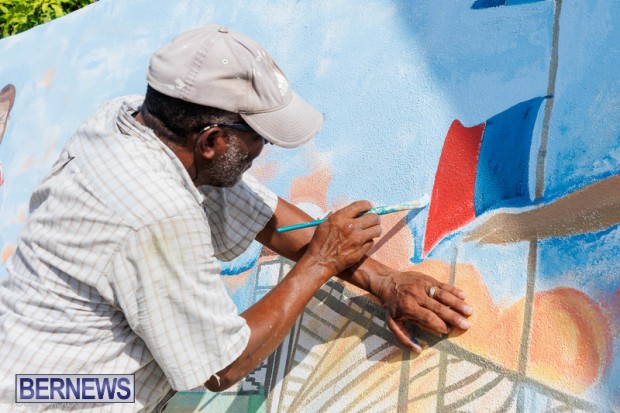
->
xmin=433 ymin=287 xmax=473 ymax=316
xmin=386 ymin=315 xmax=422 ymax=352
xmin=412 ymin=307 xmax=450 ymax=335
xmin=416 ymin=323 xmax=452 ymax=337
xmin=355 ymin=212 xmax=381 ymax=229
xmin=340 ymin=200 xmax=373 ymax=218
xmin=437 ymin=283 xmax=467 ymax=300
xmin=361 ymin=224 xmax=382 ymax=240
xmin=358 ymin=239 xmax=376 ymax=258
xmin=421 ymin=297 xmax=471 ymax=331
xmin=381 ymin=271 xmax=475 ymax=341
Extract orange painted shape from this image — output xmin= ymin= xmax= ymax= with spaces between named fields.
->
xmin=527 ymin=287 xmax=611 ymax=393
xmin=1 ymin=243 xmax=15 ymax=264
xmin=432 ymin=260 xmax=612 ymax=393
xmin=290 ymin=163 xmax=332 ymax=209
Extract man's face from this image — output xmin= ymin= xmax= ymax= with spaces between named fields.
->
xmin=194 ymin=130 xmax=266 ymax=187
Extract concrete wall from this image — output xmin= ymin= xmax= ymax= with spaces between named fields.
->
xmin=0 ymin=0 xmax=617 ymax=411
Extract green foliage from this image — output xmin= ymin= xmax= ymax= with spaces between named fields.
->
xmin=0 ymin=0 xmax=95 ymax=38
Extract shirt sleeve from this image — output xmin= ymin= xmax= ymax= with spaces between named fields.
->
xmin=199 ymin=172 xmax=278 ymax=261
xmin=107 ymin=209 xmax=250 ymax=391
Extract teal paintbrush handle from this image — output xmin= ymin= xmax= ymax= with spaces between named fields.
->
xmin=275 ymin=218 xmax=327 ymax=233
xmin=275 ymin=195 xmax=430 ymax=233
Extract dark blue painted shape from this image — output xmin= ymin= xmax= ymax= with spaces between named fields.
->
xmin=472 ymin=0 xmax=544 ymax=9
xmin=472 ymin=0 xmax=506 ymax=9
xmin=506 ymin=0 xmax=546 ymax=5
xmin=474 ymin=96 xmax=547 ymax=215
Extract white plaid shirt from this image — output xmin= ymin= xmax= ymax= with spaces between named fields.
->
xmin=0 ymin=96 xmax=278 ymax=412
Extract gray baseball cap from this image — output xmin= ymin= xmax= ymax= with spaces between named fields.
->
xmin=147 ymin=25 xmax=324 ymax=148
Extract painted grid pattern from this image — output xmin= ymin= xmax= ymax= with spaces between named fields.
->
xmin=204 ymin=256 xmax=606 ymax=413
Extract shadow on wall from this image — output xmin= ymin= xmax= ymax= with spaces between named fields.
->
xmin=170 ymin=257 xmax=612 ymax=412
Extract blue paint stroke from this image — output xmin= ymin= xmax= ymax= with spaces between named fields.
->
xmin=474 ymin=96 xmax=547 ymax=215
xmin=542 ymin=169 xmax=620 ymax=206
xmin=472 ymin=0 xmax=545 ymax=9
xmin=410 ymin=221 xmax=424 ymax=264
xmin=219 ymin=241 xmax=263 ymax=276
xmin=539 ymin=224 xmax=620 ymax=288
xmin=411 ymin=224 xmax=462 ymax=264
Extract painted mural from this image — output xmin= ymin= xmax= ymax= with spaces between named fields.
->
xmin=0 ymin=0 xmax=617 ymax=412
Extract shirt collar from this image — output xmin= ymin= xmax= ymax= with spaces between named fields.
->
xmin=116 ymin=96 xmax=206 ymax=205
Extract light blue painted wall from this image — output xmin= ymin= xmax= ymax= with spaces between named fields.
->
xmin=0 ymin=1 xmax=617 ymax=411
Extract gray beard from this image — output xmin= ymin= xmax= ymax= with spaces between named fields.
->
xmin=195 ymin=134 xmax=250 ymax=188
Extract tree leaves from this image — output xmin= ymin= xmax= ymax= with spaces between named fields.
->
xmin=0 ymin=0 xmax=95 ymax=38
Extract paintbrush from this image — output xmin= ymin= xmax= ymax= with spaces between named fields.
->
xmin=276 ymin=194 xmax=430 ymax=233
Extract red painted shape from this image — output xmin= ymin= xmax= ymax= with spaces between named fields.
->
xmin=423 ymin=120 xmax=485 ymax=256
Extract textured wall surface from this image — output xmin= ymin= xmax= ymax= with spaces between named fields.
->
xmin=0 ymin=0 xmax=617 ymax=411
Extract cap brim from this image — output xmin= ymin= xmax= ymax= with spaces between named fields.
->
xmin=241 ymin=92 xmax=324 ymax=148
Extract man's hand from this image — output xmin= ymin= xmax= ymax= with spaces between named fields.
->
xmin=256 ymin=197 xmax=473 ymax=354
xmin=378 ymin=270 xmax=473 ymax=352
xmin=206 ymin=200 xmax=382 ymax=391
xmin=305 ymin=200 xmax=382 ymax=275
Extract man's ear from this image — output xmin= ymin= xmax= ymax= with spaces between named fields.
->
xmin=196 ymin=127 xmax=225 ymax=160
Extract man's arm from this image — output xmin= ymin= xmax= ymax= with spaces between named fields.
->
xmin=206 ymin=201 xmax=381 ymax=391
xmin=256 ymin=197 xmax=473 ymax=351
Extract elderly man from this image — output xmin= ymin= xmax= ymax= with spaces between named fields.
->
xmin=0 ymin=25 xmax=472 ymax=411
